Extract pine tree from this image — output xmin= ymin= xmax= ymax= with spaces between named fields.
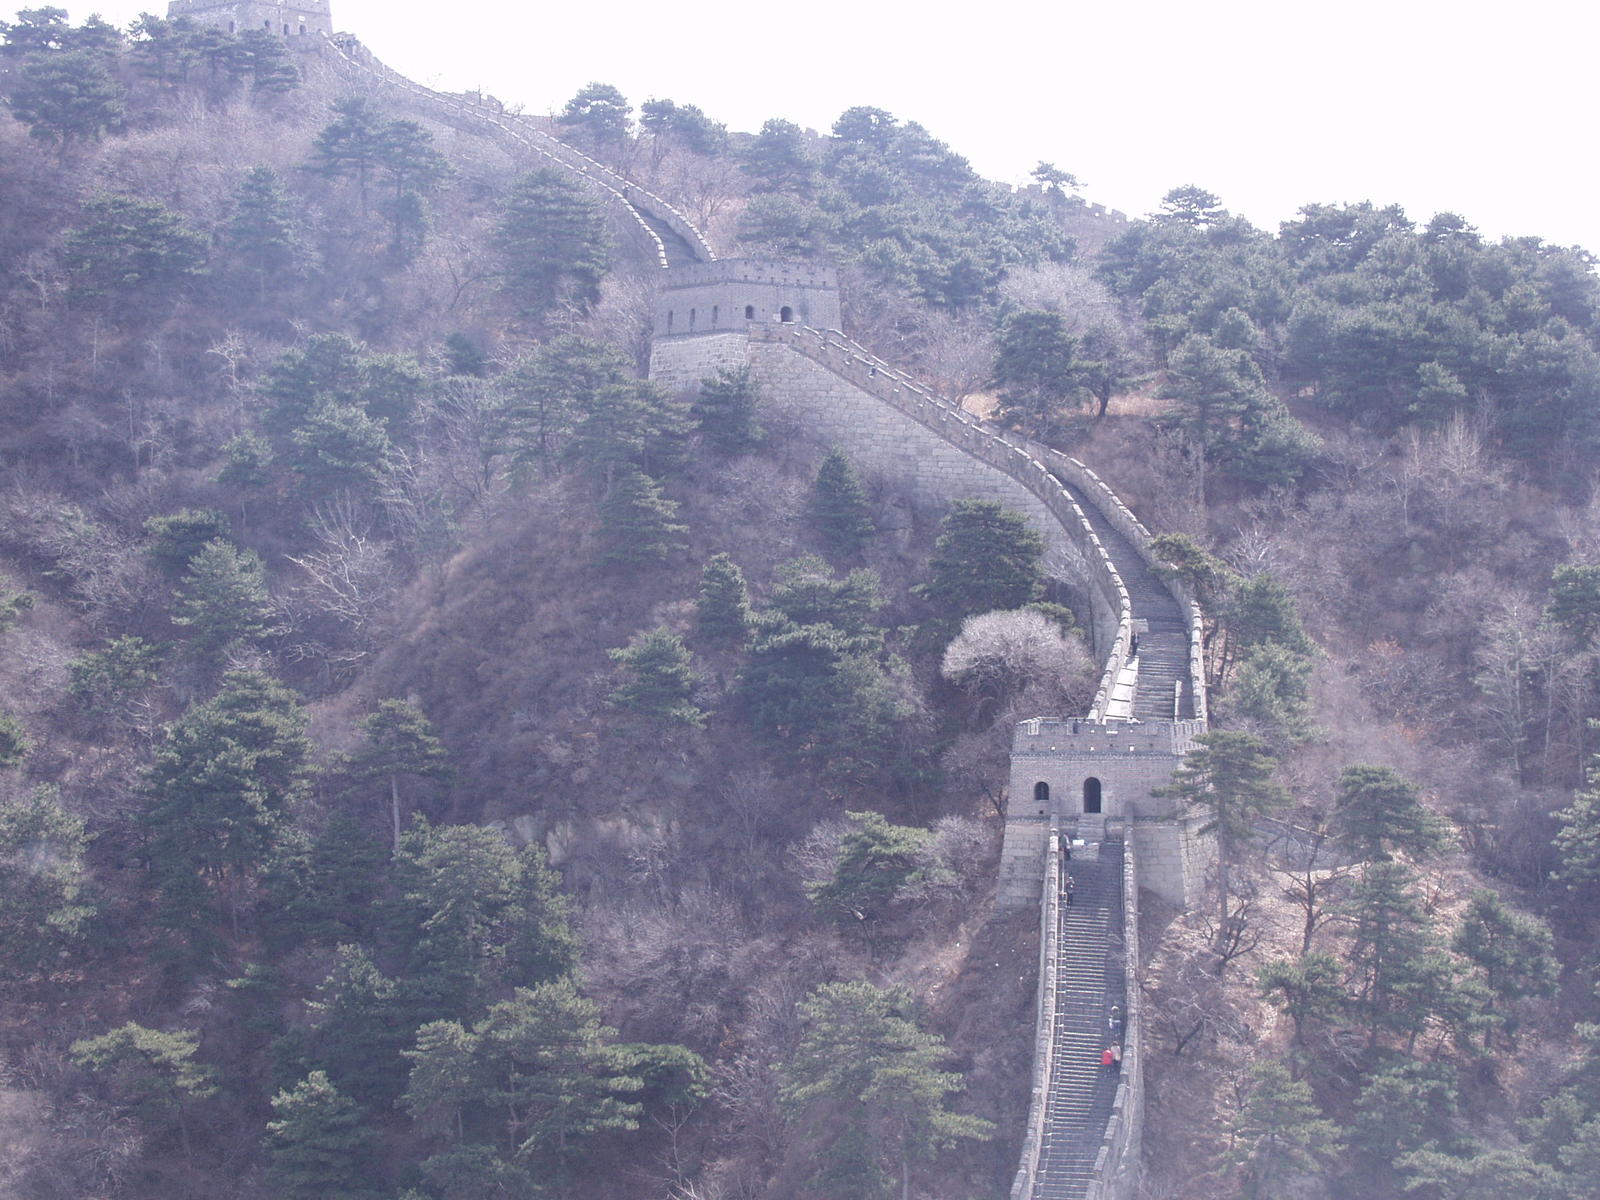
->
xmin=226 ymin=165 xmax=300 ymax=298
xmin=143 ymin=508 xmax=232 ymax=576
xmin=1155 ymin=730 xmax=1287 ymax=948
xmin=288 ymin=400 xmax=393 ymax=497
xmin=264 ymin=1070 xmax=379 ymax=1200
xmin=737 ymin=595 xmax=908 ymax=781
xmin=992 ymin=309 xmax=1091 ymax=439
xmin=1228 ymin=642 xmax=1312 ymax=744
xmin=1556 ymin=749 xmax=1600 ymax=906
xmin=804 ymin=810 xmax=930 ymax=930
xmin=1342 ymin=860 xmax=1452 ymax=1047
xmin=1228 ymin=572 xmax=1315 ymax=658
xmin=1452 ymin=889 xmax=1557 ymax=1047
xmin=474 ymin=979 xmax=645 ymax=1182
xmin=71 ymin=1024 xmax=218 ymax=1161
xmin=9 ymin=49 xmax=124 ymax=159
xmin=555 ymin=82 xmax=632 ymax=151
xmin=171 ymin=538 xmax=275 ymax=661
xmin=695 ymin=553 xmax=752 ymax=646
xmin=352 ymin=699 xmax=452 ymax=853
xmin=607 ymin=628 xmax=704 ymax=727
xmin=808 ymin=446 xmax=874 ymax=558
xmin=309 ymin=97 xmax=387 ymax=216
xmin=141 ymin=670 xmax=312 ymax=939
xmin=237 ymin=28 xmax=299 ymax=92
xmin=1255 ymin=952 xmax=1344 ymax=1046
xmin=783 ymin=981 xmax=993 ymax=1197
xmin=493 ymin=168 xmax=610 ymax=321
xmin=302 ymin=945 xmax=413 ymax=1108
xmin=1225 ymin=1061 xmax=1343 ymax=1199
xmin=918 ymin=500 xmax=1045 ymax=621
xmin=692 ymin=366 xmax=764 ymax=455
xmin=595 ymin=469 xmax=687 ymax=568
xmin=0 ymin=785 xmax=93 ymax=984
xmin=1348 ymin=1061 xmax=1459 ymax=1187
xmin=769 ymin=555 xmax=884 ymax=638
xmin=389 ymin=821 xmax=578 ymax=1023
xmin=0 ymin=709 xmax=30 ymax=768
xmin=262 ymin=810 xmax=386 ymax=950
xmin=403 ymin=1020 xmax=480 ymax=1144
xmin=1332 ymin=764 xmax=1452 ymax=862
xmin=63 ymin=193 xmax=207 ymax=304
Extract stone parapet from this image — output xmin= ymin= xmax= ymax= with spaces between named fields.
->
xmin=321 ymin=36 xmax=712 ymax=272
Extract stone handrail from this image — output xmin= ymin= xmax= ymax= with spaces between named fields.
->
xmin=748 ymin=323 xmax=1163 ymax=719
xmin=321 ymin=35 xmax=715 ymax=269
xmin=1010 ymin=829 xmax=1062 ymax=1198
xmin=1036 ymin=449 xmax=1208 ymax=725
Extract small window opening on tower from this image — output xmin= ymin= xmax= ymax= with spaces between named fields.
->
xmin=264 ymin=19 xmax=272 ymax=28
xmin=712 ymin=305 xmax=719 ymax=326
xmin=229 ymin=19 xmax=236 ymax=31
xmin=744 ymin=305 xmax=755 ymax=320
xmin=1033 ymin=781 xmax=1050 ymax=806
xmin=689 ymin=308 xmax=697 ymax=330
xmin=779 ymin=305 xmax=794 ymax=323
xmin=1083 ymin=777 xmax=1103 ymax=815
xmin=666 ymin=311 xmax=674 ymax=333
xmin=299 ymin=23 xmax=307 ymax=33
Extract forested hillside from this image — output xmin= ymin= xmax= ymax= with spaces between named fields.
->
xmin=3 ymin=9 xmax=1600 ymax=1200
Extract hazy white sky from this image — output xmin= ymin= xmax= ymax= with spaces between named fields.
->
xmin=73 ymin=0 xmax=1600 ymax=252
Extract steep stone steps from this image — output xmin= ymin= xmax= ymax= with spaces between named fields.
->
xmin=636 ymin=209 xmax=703 ymax=268
xmin=1035 ymin=839 xmax=1127 ymax=1199
xmin=1052 ymin=476 xmax=1193 ymax=720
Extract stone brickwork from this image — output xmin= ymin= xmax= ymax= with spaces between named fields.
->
xmin=654 ymin=259 xmax=840 ymax=340
xmin=168 ymin=0 xmax=332 ymax=36
xmin=1130 ymin=816 xmax=1215 ymax=909
xmin=1000 ymin=718 xmax=1206 ymax=906
xmin=651 ymin=323 xmax=1118 ymax=647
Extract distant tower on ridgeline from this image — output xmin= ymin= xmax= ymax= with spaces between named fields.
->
xmin=165 ymin=0 xmax=333 ymax=37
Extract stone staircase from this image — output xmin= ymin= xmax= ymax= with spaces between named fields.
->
xmin=1055 ymin=478 xmax=1192 ymax=720
xmin=1035 ymin=838 xmax=1127 ymax=1198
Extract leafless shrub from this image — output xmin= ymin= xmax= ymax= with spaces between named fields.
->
xmin=582 ymin=888 xmax=747 ymax=1047
xmin=0 ymin=488 xmax=153 ymax=624
xmin=907 ymin=309 xmax=996 ymax=402
xmin=286 ymin=497 xmax=396 ymax=640
xmin=940 ymin=608 xmax=1096 ymax=723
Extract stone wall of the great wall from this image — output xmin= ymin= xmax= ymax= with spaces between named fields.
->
xmin=652 ymin=330 xmax=1118 ymax=647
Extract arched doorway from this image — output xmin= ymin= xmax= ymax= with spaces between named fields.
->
xmin=779 ymin=305 xmax=794 ymax=322
xmin=1033 ymin=781 xmax=1050 ymax=809
xmin=744 ymin=305 xmax=755 ymax=320
xmin=1083 ymin=777 xmax=1102 ymax=814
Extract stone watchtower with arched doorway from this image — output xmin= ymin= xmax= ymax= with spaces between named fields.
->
xmin=651 ymin=259 xmax=840 ymax=338
xmin=999 ymin=716 xmax=1214 ymax=907
xmin=166 ymin=0 xmax=333 ymax=37
xmin=648 ymin=258 xmax=844 ymax=391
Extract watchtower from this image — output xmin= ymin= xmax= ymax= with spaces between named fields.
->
xmin=166 ymin=0 xmax=334 ymax=37
xmin=653 ymin=259 xmax=840 ymax=343
xmin=999 ymin=717 xmax=1212 ymax=908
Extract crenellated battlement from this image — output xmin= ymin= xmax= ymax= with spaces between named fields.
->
xmin=167 ymin=0 xmax=333 ymax=37
xmin=653 ymin=259 xmax=840 ymax=340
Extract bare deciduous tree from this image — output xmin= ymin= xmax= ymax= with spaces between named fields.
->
xmin=940 ymin=608 xmax=1096 ymax=724
xmin=286 ymin=497 xmax=395 ymax=647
